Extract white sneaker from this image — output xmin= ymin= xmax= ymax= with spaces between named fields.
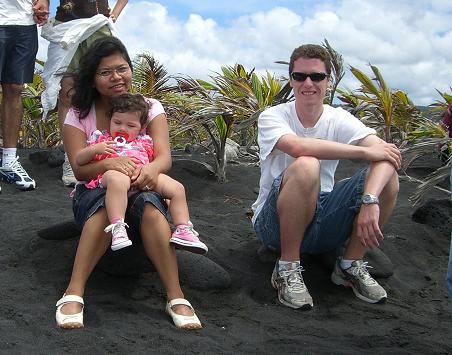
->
xmin=62 ymin=160 xmax=77 ymax=187
xmin=331 ymin=258 xmax=387 ymax=303
xmin=0 ymin=157 xmax=36 ymax=190
xmin=271 ymin=260 xmax=313 ymax=309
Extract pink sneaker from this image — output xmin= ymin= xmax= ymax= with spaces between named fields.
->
xmin=170 ymin=224 xmax=208 ymax=254
xmin=104 ymin=219 xmax=132 ymax=251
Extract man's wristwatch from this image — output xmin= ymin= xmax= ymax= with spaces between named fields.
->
xmin=361 ymin=193 xmax=379 ymax=205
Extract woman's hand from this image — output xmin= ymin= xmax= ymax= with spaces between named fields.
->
xmin=104 ymin=156 xmax=139 ymax=177
xmin=130 ymin=163 xmax=159 ymax=191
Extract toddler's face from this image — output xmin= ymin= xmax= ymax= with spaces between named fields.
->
xmin=110 ymin=111 xmax=142 ymax=141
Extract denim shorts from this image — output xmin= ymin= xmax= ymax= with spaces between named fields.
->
xmin=0 ymin=25 xmax=38 ymax=84
xmin=72 ymin=185 xmax=169 ymax=242
xmin=253 ymin=168 xmax=367 ymax=254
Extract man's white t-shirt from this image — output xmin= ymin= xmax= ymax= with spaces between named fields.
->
xmin=251 ymin=101 xmax=375 ymax=224
xmin=0 ymin=0 xmax=35 ymax=26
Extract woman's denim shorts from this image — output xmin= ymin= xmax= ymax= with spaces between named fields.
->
xmin=72 ymin=185 xmax=169 ymax=241
xmin=253 ymin=168 xmax=367 ymax=254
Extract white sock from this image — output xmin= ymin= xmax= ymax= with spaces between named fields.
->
xmin=2 ymin=148 xmax=17 ymax=167
xmin=340 ymin=259 xmax=354 ymax=270
xmin=279 ymin=260 xmax=300 ymax=270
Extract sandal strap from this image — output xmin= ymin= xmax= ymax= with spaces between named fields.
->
xmin=56 ymin=294 xmax=84 ymax=308
xmin=167 ymin=298 xmax=193 ymax=310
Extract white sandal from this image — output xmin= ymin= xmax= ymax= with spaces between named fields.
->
xmin=165 ymin=298 xmax=202 ymax=330
xmin=56 ymin=294 xmax=84 ymax=329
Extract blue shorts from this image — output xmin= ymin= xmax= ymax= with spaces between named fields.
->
xmin=72 ymin=185 xmax=169 ymax=242
xmin=0 ymin=25 xmax=38 ymax=84
xmin=253 ymin=168 xmax=367 ymax=254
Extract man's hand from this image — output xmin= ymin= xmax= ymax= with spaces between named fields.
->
xmin=355 ymin=204 xmax=384 ymax=249
xmin=363 ymin=143 xmax=402 ymax=170
xmin=32 ymin=0 xmax=49 ymax=26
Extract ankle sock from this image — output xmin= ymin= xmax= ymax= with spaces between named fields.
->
xmin=279 ymin=260 xmax=300 ymax=269
xmin=2 ymin=148 xmax=17 ymax=167
xmin=340 ymin=259 xmax=355 ymax=270
xmin=111 ymin=217 xmax=123 ymax=225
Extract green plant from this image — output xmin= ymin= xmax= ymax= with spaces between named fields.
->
xmin=322 ymin=39 xmax=345 ymax=105
xmin=402 ymin=90 xmax=451 ymax=205
xmin=337 ymin=64 xmax=427 ymax=145
xmin=174 ymin=64 xmax=290 ymax=182
xmin=20 ymin=73 xmax=59 ymax=148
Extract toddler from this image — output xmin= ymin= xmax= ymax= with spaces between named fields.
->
xmin=76 ymin=93 xmax=208 ymax=254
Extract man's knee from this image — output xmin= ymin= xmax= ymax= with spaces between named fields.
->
xmin=284 ymin=156 xmax=320 ymax=187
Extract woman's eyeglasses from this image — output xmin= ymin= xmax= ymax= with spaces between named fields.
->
xmin=291 ymin=72 xmax=328 ymax=82
xmin=96 ymin=65 xmax=130 ymax=77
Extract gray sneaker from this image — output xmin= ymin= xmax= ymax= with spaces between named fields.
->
xmin=62 ymin=160 xmax=77 ymax=187
xmin=331 ymin=258 xmax=387 ymax=303
xmin=270 ymin=260 xmax=313 ymax=310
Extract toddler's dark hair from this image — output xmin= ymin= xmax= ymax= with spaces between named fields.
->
xmin=108 ymin=93 xmax=149 ymax=126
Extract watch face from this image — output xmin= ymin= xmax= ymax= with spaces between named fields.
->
xmin=362 ymin=194 xmax=378 ymax=204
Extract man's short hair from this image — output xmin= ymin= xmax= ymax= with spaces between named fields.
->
xmin=289 ymin=44 xmax=332 ymax=75
xmin=108 ymin=93 xmax=149 ymax=126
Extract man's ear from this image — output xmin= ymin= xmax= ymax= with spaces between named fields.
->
xmin=327 ymin=75 xmax=333 ymax=89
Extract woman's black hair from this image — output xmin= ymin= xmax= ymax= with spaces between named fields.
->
xmin=71 ymin=37 xmax=133 ymax=119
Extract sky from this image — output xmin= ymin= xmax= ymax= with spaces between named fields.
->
xmin=38 ymin=0 xmax=452 ymax=105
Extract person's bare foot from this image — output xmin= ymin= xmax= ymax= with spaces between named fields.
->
xmin=60 ymin=301 xmax=83 ymax=316
xmin=171 ymin=303 xmax=195 ymax=316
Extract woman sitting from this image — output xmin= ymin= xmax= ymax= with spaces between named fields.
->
xmin=55 ymin=36 xmax=202 ymax=330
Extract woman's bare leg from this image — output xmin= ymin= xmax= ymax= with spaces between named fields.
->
xmin=140 ymin=204 xmax=194 ymax=316
xmin=59 ymin=209 xmax=110 ymax=315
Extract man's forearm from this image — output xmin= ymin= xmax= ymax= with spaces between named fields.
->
xmin=363 ymin=160 xmax=397 ymax=196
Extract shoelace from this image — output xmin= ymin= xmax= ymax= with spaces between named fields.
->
xmin=175 ymin=225 xmax=199 ymax=237
xmin=3 ymin=157 xmax=30 ymax=178
xmin=63 ymin=162 xmax=75 ymax=175
xmin=280 ymin=266 xmax=306 ymax=292
xmin=350 ymin=262 xmax=376 ymax=286
xmin=104 ymin=220 xmax=129 ymax=235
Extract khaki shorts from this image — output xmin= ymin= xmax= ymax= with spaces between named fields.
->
xmin=54 ymin=23 xmax=112 ymax=74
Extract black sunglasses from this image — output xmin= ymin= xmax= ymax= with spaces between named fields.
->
xmin=291 ymin=72 xmax=328 ymax=82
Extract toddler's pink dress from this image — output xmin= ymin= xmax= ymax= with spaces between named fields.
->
xmin=84 ymin=129 xmax=154 ymax=189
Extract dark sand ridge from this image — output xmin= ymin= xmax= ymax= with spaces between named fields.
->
xmin=0 ymin=149 xmax=451 ymax=354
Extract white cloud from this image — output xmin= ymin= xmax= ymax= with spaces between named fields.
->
xmin=37 ymin=0 xmax=452 ymax=105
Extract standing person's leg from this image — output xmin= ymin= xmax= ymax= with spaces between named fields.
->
xmin=1 ymin=83 xmax=23 ymax=148
xmin=448 ymin=167 xmax=452 ymax=305
xmin=0 ymin=25 xmax=37 ymax=190
xmin=448 ymin=231 xmax=452 ymax=303
xmin=57 ymin=76 xmax=74 ymax=133
xmin=58 ymin=75 xmax=78 ymax=184
xmin=153 ymin=174 xmax=207 ymax=254
xmin=101 ymin=170 xmax=133 ymax=251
